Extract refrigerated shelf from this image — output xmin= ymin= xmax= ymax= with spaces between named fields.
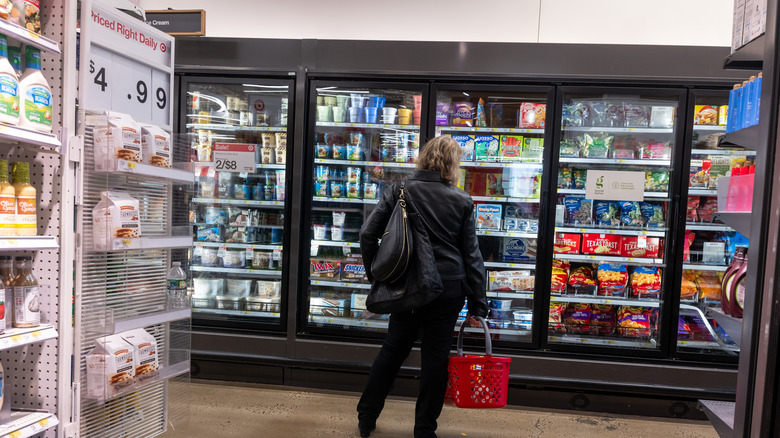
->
xmin=309 ymin=315 xmax=388 ymax=329
xmin=484 ymin=261 xmax=535 ymax=269
xmin=313 ymin=197 xmax=380 ymax=204
xmin=720 ymin=124 xmax=760 ymax=152
xmin=192 ymin=266 xmax=282 ymax=276
xmin=685 ymin=223 xmax=734 ymax=232
xmin=311 ymin=240 xmax=360 ymax=248
xmin=553 ymin=253 xmax=665 ymax=265
xmin=690 ymin=148 xmax=755 ymax=156
xmin=689 ymin=189 xmax=718 ymax=196
xmin=192 ymin=198 xmax=285 ymax=207
xmin=435 ymin=126 xmax=544 ymax=134
xmin=554 ymin=226 xmax=666 ymax=237
xmin=316 ymin=122 xmax=419 ymax=130
xmin=562 ymin=126 xmax=674 ymax=134
xmin=548 ymin=334 xmax=656 ymax=348
xmin=310 ymin=279 xmax=371 ymax=290
xmin=0 ymin=236 xmax=59 ymax=250
xmin=194 ymin=308 xmax=280 ymax=318
xmin=476 ymin=230 xmax=537 ymax=239
xmin=109 ymin=159 xmax=196 ymax=184
xmin=314 ymin=158 xmax=417 ymax=168
xmin=195 ymin=242 xmax=283 ymax=251
xmin=682 ymin=263 xmax=728 ymax=272
xmin=559 ymin=157 xmax=671 ymax=167
xmin=551 ymin=295 xmax=660 ymax=307
xmin=693 ymin=125 xmax=727 ymax=132
xmin=112 ymin=309 xmax=192 ymax=334
xmin=472 ymin=196 xmax=540 ymax=204
xmin=705 ymin=307 xmax=742 ymax=348
xmin=0 ymin=325 xmax=57 ymax=351
xmin=257 ymin=163 xmax=287 ymax=170
xmin=486 ymin=292 xmax=534 ymax=299
xmin=0 ymin=412 xmax=58 ymax=438
xmin=186 ymin=123 xmax=287 ymax=132
xmin=460 ymin=161 xmax=543 ymax=169
xmin=557 ymin=188 xmax=669 ymax=199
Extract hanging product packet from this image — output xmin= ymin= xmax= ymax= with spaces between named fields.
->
xmin=597 ymin=263 xmax=628 ymax=297
xmin=92 ymin=191 xmax=141 ymax=251
xmin=93 ymin=111 xmax=143 ymax=171
xmin=631 ymin=266 xmax=662 ymax=299
xmin=590 ymin=304 xmax=616 ymax=335
xmin=620 ymin=201 xmax=644 ymax=227
xmin=594 ymin=201 xmax=620 ymax=227
xmin=141 ymin=124 xmax=172 ymax=168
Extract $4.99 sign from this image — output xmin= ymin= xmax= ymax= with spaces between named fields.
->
xmin=213 ymin=143 xmax=257 ymax=173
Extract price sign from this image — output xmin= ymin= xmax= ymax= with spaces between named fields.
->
xmin=213 ymin=143 xmax=257 ymax=173
xmin=80 ymin=0 xmax=174 ymax=128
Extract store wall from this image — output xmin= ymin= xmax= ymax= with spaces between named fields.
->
xmin=137 ymin=0 xmax=733 ymax=47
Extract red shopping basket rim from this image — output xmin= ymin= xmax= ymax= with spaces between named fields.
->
xmin=450 ymin=354 xmax=511 ymax=364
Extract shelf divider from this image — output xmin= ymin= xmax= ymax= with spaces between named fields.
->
xmin=720 ymin=124 xmax=761 ymax=152
xmin=714 ymin=212 xmax=751 ymax=237
xmin=723 ymin=34 xmax=765 ymax=70
xmin=705 ymin=307 xmax=742 ymax=348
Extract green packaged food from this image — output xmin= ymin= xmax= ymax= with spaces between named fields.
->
xmin=645 ymin=170 xmax=669 ymax=192
xmin=559 ymin=140 xmax=580 ymax=157
xmin=558 ymin=168 xmax=572 ymax=189
xmin=572 ymin=168 xmax=586 ymax=189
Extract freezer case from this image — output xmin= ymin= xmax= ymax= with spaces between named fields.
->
xmin=302 ymin=81 xmax=426 ymax=336
xmin=433 ymin=85 xmax=554 ymax=344
xmin=548 ymin=88 xmax=684 ymax=352
xmin=676 ymin=90 xmax=742 ymax=357
xmin=183 ymin=77 xmax=293 ymax=330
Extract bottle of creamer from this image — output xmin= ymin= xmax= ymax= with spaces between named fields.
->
xmin=18 ymin=46 xmax=51 ymax=132
xmin=0 ymin=34 xmax=18 ymax=126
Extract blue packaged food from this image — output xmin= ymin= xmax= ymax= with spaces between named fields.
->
xmin=197 ymin=226 xmax=221 ymax=242
xmin=332 ymin=144 xmax=346 ymax=160
xmin=363 ymin=183 xmax=378 ymax=199
xmin=564 ymin=197 xmax=593 ymax=225
xmin=347 ymin=145 xmax=362 ymax=161
xmin=620 ymin=201 xmax=644 ymax=227
xmin=315 ymin=166 xmax=330 ymax=182
xmin=640 ymin=202 xmax=665 ymax=228
xmin=594 ymin=201 xmax=620 ymax=226
xmin=314 ymin=181 xmax=328 ymax=197
xmin=330 ymin=181 xmax=345 ymax=198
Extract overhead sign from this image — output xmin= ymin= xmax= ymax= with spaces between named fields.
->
xmin=79 ymin=0 xmax=175 ymax=129
xmin=213 ymin=143 xmax=257 ymax=173
xmin=585 ymin=170 xmax=645 ymax=202
xmin=145 ymin=10 xmax=206 ymax=36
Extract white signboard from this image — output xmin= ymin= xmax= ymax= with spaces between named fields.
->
xmin=585 ymin=170 xmax=645 ymax=202
xmin=213 ymin=143 xmax=257 ymax=173
xmin=80 ymin=0 xmax=175 ymax=129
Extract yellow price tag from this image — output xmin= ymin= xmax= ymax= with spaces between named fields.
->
xmin=31 ymin=331 xmax=42 ymax=337
xmin=11 ymin=335 xmax=22 ymax=342
xmin=29 ymin=32 xmax=40 ymax=40
xmin=39 ymin=418 xmax=49 ymax=426
xmin=128 ymin=162 xmax=136 ymax=169
xmin=9 ymin=430 xmax=22 ymax=438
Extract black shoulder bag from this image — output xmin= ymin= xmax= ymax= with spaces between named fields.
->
xmin=369 ymin=182 xmax=413 ymax=284
xmin=366 ymin=182 xmax=444 ymax=314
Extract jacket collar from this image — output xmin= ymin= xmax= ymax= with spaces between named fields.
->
xmin=411 ymin=169 xmax=445 ymax=182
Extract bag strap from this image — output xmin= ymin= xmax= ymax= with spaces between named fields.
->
xmin=402 ymin=180 xmax=455 ymax=246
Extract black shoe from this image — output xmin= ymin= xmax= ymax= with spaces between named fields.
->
xmin=359 ymin=422 xmax=376 ymax=437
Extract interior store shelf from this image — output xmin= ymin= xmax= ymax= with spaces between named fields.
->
xmin=309 ymin=315 xmax=388 ymax=329
xmin=436 ymin=126 xmax=544 ymax=134
xmin=314 ymin=158 xmax=417 ymax=168
xmin=0 ymin=20 xmax=60 ymax=53
xmin=715 ymin=212 xmax=751 ymax=237
xmin=688 ymin=189 xmax=718 ymax=196
xmin=548 ymin=334 xmax=656 ymax=348
xmin=0 ymin=411 xmax=58 ymax=438
xmin=0 ymin=325 xmax=57 ymax=352
xmin=112 ymin=308 xmax=192 ymax=334
xmin=109 ymin=160 xmax=196 ymax=184
xmin=0 ymin=236 xmax=58 ymax=250
xmin=193 ymin=308 xmax=280 ymax=318
xmin=484 ymin=261 xmax=535 ymax=269
xmin=477 ymin=230 xmax=538 ymax=238
xmin=195 ymin=242 xmax=283 ymax=250
xmin=311 ymin=240 xmax=360 ymax=248
xmin=91 ymin=360 xmax=191 ymax=404
xmin=554 ymin=226 xmax=666 ymax=237
xmin=316 ymin=122 xmax=419 ymax=130
xmin=550 ymin=295 xmax=660 ymax=308
xmin=557 ymin=188 xmax=668 ymax=199
xmin=698 ymin=400 xmax=735 ymax=437
xmin=311 ymin=279 xmax=371 ymax=290
xmin=192 ymin=198 xmax=285 ymax=207
xmin=486 ymin=292 xmax=534 ymax=299
xmin=720 ymin=124 xmax=761 ymax=152
xmin=705 ymin=307 xmax=742 ymax=348
xmin=559 ymin=157 xmax=671 ymax=167
xmin=692 ymin=125 xmax=727 ymax=132
xmin=0 ymin=124 xmax=60 ymax=149
xmin=104 ymin=236 xmax=193 ymax=251
xmin=312 ymin=197 xmax=379 ymax=204
xmin=553 ymin=253 xmax=664 ymax=265
xmin=256 ymin=163 xmax=287 ymax=169
xmin=682 ymin=263 xmax=728 ymax=272
xmin=460 ymin=161 xmax=543 ymax=169
xmin=186 ymin=124 xmax=287 ymax=132
xmin=192 ymin=266 xmax=282 ymax=276
xmin=685 ymin=223 xmax=733 ymax=231
xmin=723 ymin=33 xmax=764 ymax=69
xmin=690 ymin=148 xmax=755 ymax=156
xmin=472 ymin=196 xmax=540 ymax=203
xmin=561 ymin=126 xmax=673 ymax=134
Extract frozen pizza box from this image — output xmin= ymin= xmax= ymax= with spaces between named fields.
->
xmin=488 ymin=270 xmax=535 ymax=291
xmin=553 ymin=233 xmax=581 ymax=254
xmin=476 ymin=204 xmax=502 ymax=230
xmin=620 ymin=236 xmax=661 ymax=258
xmin=341 ymin=254 xmax=368 ymax=284
xmin=581 ymin=233 xmax=621 ymax=256
xmin=310 ymin=259 xmax=342 ymax=279
xmin=501 ymin=237 xmax=537 ymax=262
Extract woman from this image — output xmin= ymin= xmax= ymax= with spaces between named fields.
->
xmin=357 ymin=135 xmax=489 ymax=438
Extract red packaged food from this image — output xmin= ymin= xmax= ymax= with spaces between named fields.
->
xmin=550 ymin=259 xmax=570 ymax=294
xmin=564 ymin=303 xmax=592 ymax=334
xmin=519 ymin=103 xmax=546 ymax=129
xmin=617 ymin=306 xmax=652 ymax=338
xmin=697 ymin=197 xmax=718 ymax=222
xmin=683 ymin=231 xmax=695 ymax=262
xmin=549 ymin=303 xmax=565 ymax=332
xmin=630 ymin=266 xmax=662 ymax=299
xmin=620 ymin=236 xmax=661 ymax=258
xmin=590 ymin=304 xmax=616 ymax=335
xmin=686 ymin=197 xmax=700 ymax=222
xmin=554 ymin=233 xmax=581 ymax=254
xmin=568 ymin=266 xmax=597 ymax=295
xmin=581 ymin=233 xmax=621 ymax=256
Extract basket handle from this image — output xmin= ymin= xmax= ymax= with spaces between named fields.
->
xmin=456 ymin=315 xmax=492 ymax=357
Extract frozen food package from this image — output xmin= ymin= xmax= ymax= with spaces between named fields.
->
xmin=120 ymin=329 xmax=159 ymax=382
xmin=558 ymin=168 xmax=572 ymax=189
xmin=452 ymin=134 xmax=475 ymax=161
xmin=310 ymin=297 xmax=348 ymax=317
xmin=518 ymin=102 xmax=546 ymax=129
xmin=681 ymin=271 xmax=699 ymax=300
xmin=476 ymin=204 xmax=502 ymax=230
xmin=310 ymin=259 xmax=342 ymax=279
xmin=563 ymin=303 xmax=592 ymax=334
xmin=697 ymin=197 xmax=718 ymax=222
xmin=140 ymin=124 xmax=172 ymax=168
xmin=568 ymin=266 xmax=596 ymax=295
xmin=564 ymin=197 xmax=593 ymax=225
xmin=686 ymin=196 xmax=700 ymax=222
xmin=590 ymin=304 xmax=616 ymax=335
xmin=551 ymin=259 xmax=570 ymax=294
xmin=553 ymin=233 xmax=580 ymax=254
xmin=640 ymin=141 xmax=671 ymax=160
xmin=683 ymin=230 xmax=695 ymax=262
xmin=435 ymin=103 xmax=450 ymax=125
xmin=694 ymin=105 xmax=718 ymax=125
xmin=640 ymin=202 xmax=665 ymax=227
xmin=341 ymin=254 xmax=368 ymax=283
xmin=559 ymin=140 xmax=580 ymax=158
xmin=617 ymin=306 xmax=652 ymax=337
xmin=498 ymin=135 xmax=522 ymax=161
xmin=571 ymin=169 xmax=586 ymax=189
xmin=581 ymin=233 xmax=621 ymax=256
xmin=594 ymin=201 xmax=620 ymax=227
xmin=549 ymin=303 xmax=565 ymax=331
xmin=93 ymin=111 xmax=143 ymax=170
xmin=488 ymin=103 xmax=503 ymax=127
xmin=624 ymin=104 xmax=649 ymax=127
xmin=452 ymin=102 xmax=475 ymax=126
xmin=476 ymin=98 xmax=486 ymax=127
xmin=476 ymin=135 xmax=500 ymax=160
xmin=630 ymin=266 xmax=662 ymax=299
xmin=696 ymin=271 xmax=723 ymax=301
xmin=645 ymin=170 xmax=670 ymax=192
xmin=708 ymin=156 xmax=732 ymax=188
xmin=620 ymin=201 xmax=644 ymax=227
xmin=689 ymin=159 xmax=711 ymax=187
xmin=579 ymin=133 xmax=613 ymax=158
xmin=92 ymin=191 xmax=141 ymax=251
xmin=522 ymin=137 xmax=544 ymax=161
xmin=488 ymin=270 xmax=534 ymax=291
xmin=501 ymin=237 xmax=537 ymax=262
xmin=650 ymin=106 xmax=675 ymax=128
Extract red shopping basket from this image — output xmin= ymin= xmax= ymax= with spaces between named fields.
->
xmin=446 ymin=316 xmax=511 ymax=409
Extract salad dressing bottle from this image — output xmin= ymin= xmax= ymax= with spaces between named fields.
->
xmin=0 ymin=34 xmax=19 ymax=126
xmin=12 ymin=162 xmax=35 ymax=236
xmin=0 ymin=256 xmax=13 ymax=328
xmin=0 ymin=160 xmax=14 ymax=236
xmin=18 ymin=46 xmax=52 ymax=132
xmin=13 ymin=256 xmax=39 ymax=328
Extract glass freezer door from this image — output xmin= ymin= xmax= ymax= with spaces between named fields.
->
xmin=433 ymin=86 xmax=552 ymax=344
xmin=185 ymin=78 xmax=293 ymax=330
xmin=303 ymin=82 xmax=425 ymax=336
xmin=677 ymin=91 xmax=741 ymax=357
xmin=549 ymin=89 xmax=683 ymax=352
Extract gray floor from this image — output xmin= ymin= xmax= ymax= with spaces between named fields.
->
xmin=161 ymin=380 xmax=719 ymax=437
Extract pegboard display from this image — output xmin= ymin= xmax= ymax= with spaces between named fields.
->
xmin=0 ymin=1 xmax=73 ymax=438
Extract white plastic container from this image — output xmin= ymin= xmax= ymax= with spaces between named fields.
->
xmin=0 ymin=34 xmax=19 ymax=126
xmin=18 ymin=46 xmax=52 ymax=132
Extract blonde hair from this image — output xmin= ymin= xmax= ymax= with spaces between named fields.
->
xmin=416 ymin=136 xmax=461 ymax=184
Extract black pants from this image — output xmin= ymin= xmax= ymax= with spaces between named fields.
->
xmin=357 ymin=282 xmax=465 ymax=438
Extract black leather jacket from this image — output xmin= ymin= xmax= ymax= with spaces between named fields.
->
xmin=360 ymin=170 xmax=489 ymax=317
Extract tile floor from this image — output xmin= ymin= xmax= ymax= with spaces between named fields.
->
xmin=161 ymin=380 xmax=720 ymax=438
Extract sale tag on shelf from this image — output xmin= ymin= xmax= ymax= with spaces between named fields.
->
xmin=213 ymin=143 xmax=256 ymax=173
